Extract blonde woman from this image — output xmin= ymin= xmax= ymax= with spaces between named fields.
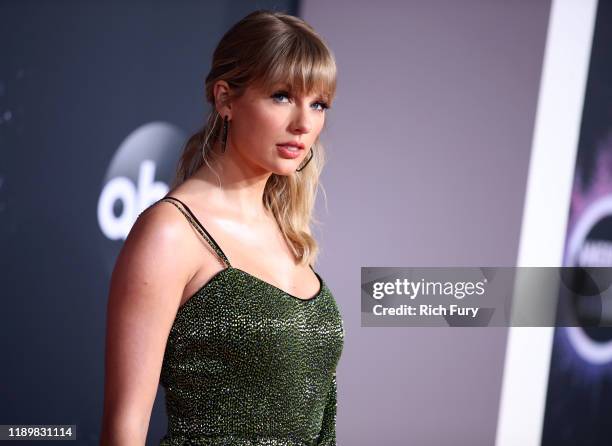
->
xmin=100 ymin=9 xmax=345 ymax=446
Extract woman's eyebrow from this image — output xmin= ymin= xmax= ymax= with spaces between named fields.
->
xmin=271 ymin=84 xmax=329 ymax=102
xmin=310 ymin=92 xmax=329 ymax=101
xmin=272 ymin=83 xmax=291 ymax=90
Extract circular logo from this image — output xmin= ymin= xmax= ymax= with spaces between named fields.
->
xmin=565 ymin=194 xmax=612 ymax=364
xmin=97 ymin=121 xmax=187 ymax=274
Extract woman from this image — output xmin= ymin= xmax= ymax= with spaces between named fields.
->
xmin=100 ymin=9 xmax=345 ymax=446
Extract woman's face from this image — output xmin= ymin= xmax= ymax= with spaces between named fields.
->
xmin=222 ymin=81 xmax=329 ymax=176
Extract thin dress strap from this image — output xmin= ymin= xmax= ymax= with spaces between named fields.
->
xmin=160 ymin=196 xmax=232 ymax=268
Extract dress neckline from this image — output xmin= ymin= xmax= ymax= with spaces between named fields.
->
xmin=159 ymin=196 xmax=325 ymax=307
xmin=230 ymin=266 xmax=324 ymax=302
xmin=175 ymin=267 xmax=325 ymax=316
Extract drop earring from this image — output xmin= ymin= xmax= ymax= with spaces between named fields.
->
xmin=221 ymin=115 xmax=229 ymax=153
xmin=201 ymin=112 xmax=219 ymax=160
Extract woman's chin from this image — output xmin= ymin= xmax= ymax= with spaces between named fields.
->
xmin=270 ymin=162 xmax=300 ymax=176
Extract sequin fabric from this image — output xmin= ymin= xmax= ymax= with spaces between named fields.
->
xmin=156 ymin=197 xmax=345 ymax=446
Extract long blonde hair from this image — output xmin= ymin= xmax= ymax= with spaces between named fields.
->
xmin=171 ymin=10 xmax=337 ymax=267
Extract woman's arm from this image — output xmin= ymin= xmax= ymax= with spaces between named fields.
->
xmin=99 ymin=204 xmax=195 ymax=446
xmin=316 ymin=373 xmax=338 ymax=446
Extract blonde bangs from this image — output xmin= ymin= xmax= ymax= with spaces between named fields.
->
xmin=253 ymin=34 xmax=337 ymax=104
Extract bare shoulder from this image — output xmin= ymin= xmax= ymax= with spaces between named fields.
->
xmin=112 ymin=199 xmax=199 ymax=310
xmin=101 ymin=199 xmax=200 ymax=441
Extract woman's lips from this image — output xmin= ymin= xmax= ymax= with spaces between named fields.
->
xmin=276 ymin=144 xmax=302 ymax=159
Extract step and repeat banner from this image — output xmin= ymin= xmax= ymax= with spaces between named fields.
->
xmin=5 ymin=0 xmax=612 ymax=444
xmin=542 ymin=1 xmax=612 ymax=444
xmin=0 ymin=2 xmax=296 ymax=444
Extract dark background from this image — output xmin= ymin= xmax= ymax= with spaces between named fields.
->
xmin=0 ymin=2 xmax=297 ymax=444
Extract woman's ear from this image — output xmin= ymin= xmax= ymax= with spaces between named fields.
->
xmin=213 ymin=80 xmax=232 ymax=119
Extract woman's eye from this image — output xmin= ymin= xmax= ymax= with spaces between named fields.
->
xmin=312 ymin=102 xmax=329 ymax=112
xmin=272 ymin=91 xmax=329 ymax=112
xmin=272 ymin=92 xmax=290 ymax=103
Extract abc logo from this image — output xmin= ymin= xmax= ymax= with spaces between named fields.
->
xmin=97 ymin=122 xmax=186 ymax=271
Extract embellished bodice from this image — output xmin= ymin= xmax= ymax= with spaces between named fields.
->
xmin=156 ymin=196 xmax=345 ymax=446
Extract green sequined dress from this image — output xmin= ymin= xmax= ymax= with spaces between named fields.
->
xmin=156 ymin=196 xmax=345 ymax=446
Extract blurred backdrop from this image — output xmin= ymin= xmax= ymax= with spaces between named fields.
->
xmin=3 ymin=1 xmax=611 ymax=445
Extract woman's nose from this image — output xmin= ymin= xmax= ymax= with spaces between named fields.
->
xmin=290 ymin=106 xmax=313 ymax=134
